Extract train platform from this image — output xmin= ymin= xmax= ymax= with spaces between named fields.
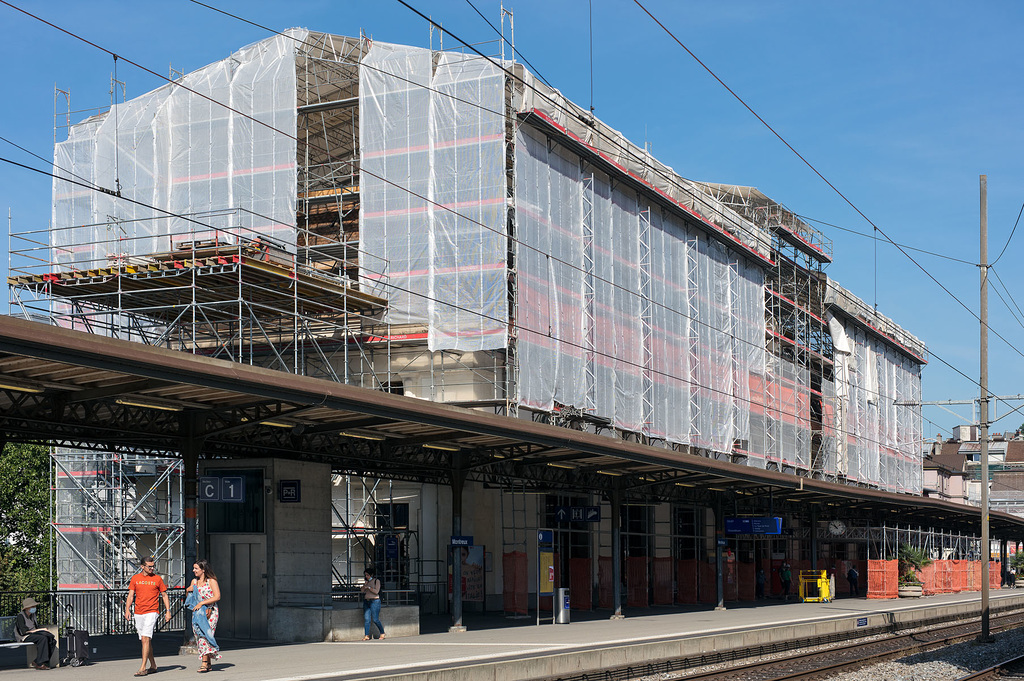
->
xmin=4 ymin=590 xmax=1024 ymax=681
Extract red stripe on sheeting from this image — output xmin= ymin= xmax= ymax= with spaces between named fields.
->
xmin=521 ymin=108 xmax=775 ymax=269
xmin=58 ymin=583 xmax=105 ymax=589
xmin=171 ymin=162 xmax=294 ymax=184
xmin=362 ymin=195 xmax=505 ymax=219
xmin=385 ymin=261 xmax=506 ymax=279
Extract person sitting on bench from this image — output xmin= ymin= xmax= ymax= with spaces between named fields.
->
xmin=15 ymin=597 xmax=56 ymax=671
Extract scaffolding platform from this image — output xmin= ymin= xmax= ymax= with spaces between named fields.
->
xmin=9 ymin=245 xmax=385 ymax=322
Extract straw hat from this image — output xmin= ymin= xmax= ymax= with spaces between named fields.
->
xmin=21 ymin=597 xmax=39 ymax=610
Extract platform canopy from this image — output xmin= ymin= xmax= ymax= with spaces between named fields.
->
xmin=0 ymin=315 xmax=1019 ymax=539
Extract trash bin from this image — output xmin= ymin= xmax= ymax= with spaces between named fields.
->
xmin=556 ymin=587 xmax=570 ymax=624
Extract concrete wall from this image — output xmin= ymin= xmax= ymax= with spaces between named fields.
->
xmin=328 ymin=605 xmax=419 ymax=641
xmin=202 ymin=457 xmax=332 ymax=643
xmin=267 ymin=459 xmax=332 ymax=640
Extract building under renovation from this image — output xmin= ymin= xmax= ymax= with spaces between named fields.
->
xmin=8 ymin=29 xmax=931 ymax=623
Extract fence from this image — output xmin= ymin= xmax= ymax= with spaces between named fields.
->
xmin=2 ymin=589 xmax=188 ymax=636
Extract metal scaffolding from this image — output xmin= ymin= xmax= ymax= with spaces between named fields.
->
xmin=6 ymin=26 xmax=933 ymax=598
xmin=52 ymin=449 xmax=183 ymax=589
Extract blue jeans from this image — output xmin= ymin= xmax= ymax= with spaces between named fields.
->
xmin=363 ymin=598 xmax=384 ymax=637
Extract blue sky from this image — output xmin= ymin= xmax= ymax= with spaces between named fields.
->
xmin=1 ymin=1 xmax=1021 ymax=440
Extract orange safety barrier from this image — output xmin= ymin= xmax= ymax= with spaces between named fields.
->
xmin=867 ymin=559 xmax=898 ymax=599
xmin=698 ymin=561 xmax=717 ymax=603
xmin=676 ymin=559 xmax=698 ymax=604
xmin=502 ymin=551 xmax=528 ymax=615
xmin=953 ymin=560 xmax=967 ymax=592
xmin=598 ymin=556 xmax=614 ymax=609
xmin=990 ymin=561 xmax=1002 ymax=589
xmin=737 ymin=561 xmax=755 ymax=601
xmin=920 ymin=562 xmax=936 ymax=595
xmin=627 ymin=557 xmax=649 ymax=607
xmin=969 ymin=561 xmax=982 ymax=591
xmin=931 ymin=560 xmax=951 ymax=593
xmin=569 ymin=557 xmax=592 ymax=610
xmin=652 ymin=557 xmax=673 ymax=605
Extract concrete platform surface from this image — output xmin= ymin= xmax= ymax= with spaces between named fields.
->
xmin=4 ymin=591 xmax=1023 ymax=681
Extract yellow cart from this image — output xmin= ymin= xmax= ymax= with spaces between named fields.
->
xmin=799 ymin=569 xmax=832 ymax=602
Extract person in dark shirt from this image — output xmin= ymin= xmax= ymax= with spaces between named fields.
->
xmin=15 ymin=597 xmax=56 ymax=670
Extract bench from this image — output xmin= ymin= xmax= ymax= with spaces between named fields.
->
xmin=0 ymin=616 xmax=59 ymax=668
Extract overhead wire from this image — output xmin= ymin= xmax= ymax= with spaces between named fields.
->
xmin=55 ymin=0 xmax=780 ymax=367
xmin=0 ymin=0 xmax=977 ymax=459
xmin=630 ymin=0 xmax=1024 ymax=395
xmin=990 ymin=198 xmax=1024 ymax=267
xmin=462 ymin=0 xmax=553 ymax=88
xmin=2 ymin=134 xmax=936 ymax=460
xmin=989 ymin=266 xmax=1024 ymax=333
xmin=798 ymin=213 xmax=976 ymax=266
xmin=0 ymin=2 xmax=980 ymax=459
xmin=4 ymin=0 xmax=1007 ymax=412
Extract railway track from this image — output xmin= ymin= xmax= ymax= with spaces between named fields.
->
xmin=953 ymin=653 xmax=1024 ymax=681
xmin=664 ymin=613 xmax=1024 ymax=681
xmin=543 ymin=611 xmax=1024 ymax=681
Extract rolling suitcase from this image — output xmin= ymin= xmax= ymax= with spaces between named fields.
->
xmin=61 ymin=627 xmax=89 ymax=667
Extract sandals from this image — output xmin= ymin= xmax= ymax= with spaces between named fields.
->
xmin=134 ymin=672 xmax=148 ymax=678
xmin=197 ymin=661 xmax=211 ymax=673
xmin=362 ymin=636 xmax=370 ymax=641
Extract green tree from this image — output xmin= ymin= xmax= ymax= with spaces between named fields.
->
xmin=0 ymin=443 xmax=53 ymax=592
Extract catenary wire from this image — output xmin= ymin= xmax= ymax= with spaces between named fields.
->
xmin=3 ymin=152 xmax=930 ymax=457
xmin=991 ymin=266 xmax=1024 ymax=329
xmin=989 ymin=267 xmax=1024 ymax=333
xmin=9 ymin=0 xmax=787 ymax=372
xmin=0 ymin=0 xmax=979 ymax=445
xmin=0 ymin=0 xmax=980 ymax=429
xmin=0 ymin=4 xmax=979 ymax=453
xmin=631 ymin=0 xmax=1024 ymax=390
xmin=463 ymin=0 xmax=553 ymax=88
xmin=798 ymin=214 xmax=976 ymax=266
xmin=991 ymin=198 xmax=1024 ymax=267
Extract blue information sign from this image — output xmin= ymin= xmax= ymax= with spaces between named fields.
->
xmin=199 ymin=475 xmax=246 ymax=503
xmin=220 ymin=476 xmax=245 ymax=502
xmin=555 ymin=506 xmax=602 ymax=523
xmin=538 ymin=529 xmax=553 ymax=544
xmin=750 ymin=517 xmax=782 ymax=534
xmin=450 ymin=535 xmax=473 ymax=546
xmin=725 ymin=517 xmax=782 ymax=535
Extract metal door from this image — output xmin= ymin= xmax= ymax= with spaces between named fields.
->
xmin=210 ymin=536 xmax=267 ymax=639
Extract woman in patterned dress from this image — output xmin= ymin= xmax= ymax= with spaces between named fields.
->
xmin=186 ymin=559 xmax=221 ymax=673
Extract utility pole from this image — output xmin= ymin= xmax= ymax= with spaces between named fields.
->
xmin=979 ymin=174 xmax=991 ymax=642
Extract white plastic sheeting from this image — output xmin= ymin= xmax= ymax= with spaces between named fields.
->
xmin=515 ymin=125 xmax=766 ymax=453
xmin=830 ymin=313 xmax=923 ymax=493
xmin=749 ymin=357 xmax=812 ymax=471
xmin=359 ymin=43 xmax=507 ymax=351
xmin=52 ymin=32 xmax=301 ymax=267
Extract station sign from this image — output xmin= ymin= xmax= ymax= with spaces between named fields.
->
xmin=278 ymin=479 xmax=300 ymax=503
xmin=554 ymin=506 xmax=601 ymax=523
xmin=450 ymin=535 xmax=474 ymax=546
xmin=199 ymin=475 xmax=245 ymax=503
xmin=724 ymin=517 xmax=782 ymax=535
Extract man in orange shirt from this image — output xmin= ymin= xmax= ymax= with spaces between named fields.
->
xmin=124 ymin=557 xmax=172 ymax=677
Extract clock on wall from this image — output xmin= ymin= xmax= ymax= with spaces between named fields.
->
xmin=828 ymin=519 xmax=848 ymax=536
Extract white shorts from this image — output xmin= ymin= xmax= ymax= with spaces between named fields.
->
xmin=134 ymin=612 xmax=159 ymax=639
